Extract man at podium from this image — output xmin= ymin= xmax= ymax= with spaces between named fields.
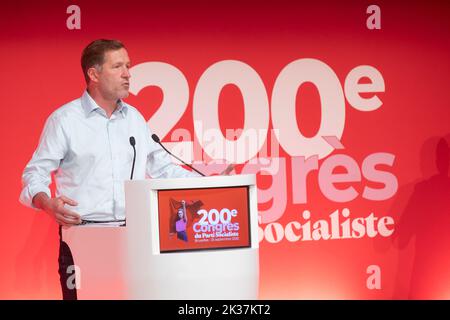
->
xmin=19 ymin=39 xmax=200 ymax=299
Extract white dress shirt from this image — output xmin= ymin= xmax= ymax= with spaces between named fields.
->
xmin=19 ymin=91 xmax=198 ymax=221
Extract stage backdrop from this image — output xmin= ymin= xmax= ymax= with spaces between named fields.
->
xmin=1 ymin=0 xmax=449 ymax=299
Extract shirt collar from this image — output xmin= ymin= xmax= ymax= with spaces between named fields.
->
xmin=81 ymin=90 xmax=128 ymax=118
xmin=116 ymin=99 xmax=128 ymax=116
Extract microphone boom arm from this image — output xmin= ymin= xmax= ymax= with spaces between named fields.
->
xmin=152 ymin=134 xmax=205 ymax=177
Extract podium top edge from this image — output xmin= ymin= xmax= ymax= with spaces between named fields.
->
xmin=125 ymin=174 xmax=256 ymax=190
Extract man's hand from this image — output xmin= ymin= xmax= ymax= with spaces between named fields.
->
xmin=32 ymin=193 xmax=81 ymax=227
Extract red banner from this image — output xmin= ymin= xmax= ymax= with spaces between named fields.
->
xmin=1 ymin=0 xmax=449 ymax=299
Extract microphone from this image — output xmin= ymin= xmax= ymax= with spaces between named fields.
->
xmin=129 ymin=136 xmax=136 ymax=180
xmin=151 ymin=134 xmax=205 ymax=177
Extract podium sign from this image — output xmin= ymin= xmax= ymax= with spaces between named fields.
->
xmin=125 ymin=174 xmax=259 ymax=299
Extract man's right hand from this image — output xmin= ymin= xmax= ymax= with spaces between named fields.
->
xmin=32 ymin=192 xmax=82 ymax=227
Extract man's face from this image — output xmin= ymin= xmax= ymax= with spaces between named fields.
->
xmin=95 ymin=48 xmax=131 ymax=100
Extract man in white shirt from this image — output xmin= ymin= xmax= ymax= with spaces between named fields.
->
xmin=19 ymin=39 xmax=199 ymax=299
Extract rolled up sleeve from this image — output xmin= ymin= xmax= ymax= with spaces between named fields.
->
xmin=19 ymin=113 xmax=68 ymax=209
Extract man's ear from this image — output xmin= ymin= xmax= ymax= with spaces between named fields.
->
xmin=87 ymin=66 xmax=100 ymax=83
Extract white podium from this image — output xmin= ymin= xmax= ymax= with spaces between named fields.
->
xmin=62 ymin=174 xmax=259 ymax=299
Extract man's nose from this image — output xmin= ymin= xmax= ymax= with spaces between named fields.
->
xmin=122 ymin=67 xmax=131 ymax=79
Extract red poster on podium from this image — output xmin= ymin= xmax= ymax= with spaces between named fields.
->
xmin=158 ymin=187 xmax=251 ymax=253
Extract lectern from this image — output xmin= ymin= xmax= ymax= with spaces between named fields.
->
xmin=61 ymin=174 xmax=259 ymax=299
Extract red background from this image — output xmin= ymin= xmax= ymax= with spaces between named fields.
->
xmin=0 ymin=0 xmax=449 ymax=299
